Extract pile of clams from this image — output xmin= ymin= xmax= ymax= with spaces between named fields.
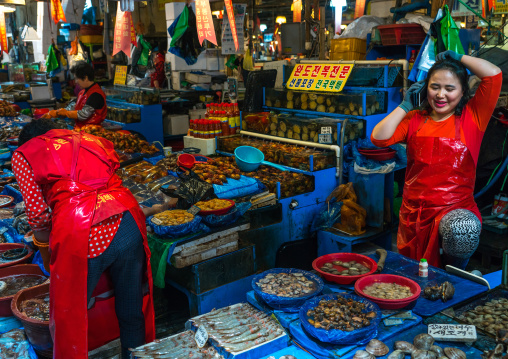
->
xmin=352 ymin=333 xmax=467 ymax=359
xmin=320 ymin=260 xmax=370 ymax=276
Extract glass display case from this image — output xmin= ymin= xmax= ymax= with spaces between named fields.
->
xmin=104 ymin=86 xmax=160 ymax=105
xmin=264 ymin=88 xmax=386 ymax=116
xmin=217 ymin=136 xmax=336 ymax=172
xmin=241 ymin=112 xmax=365 ymax=145
xmin=8 ymin=65 xmax=25 ymax=83
xmin=107 ymin=103 xmax=141 ymax=124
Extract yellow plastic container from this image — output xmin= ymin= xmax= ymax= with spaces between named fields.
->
xmin=330 ymin=51 xmax=366 ymax=60
xmin=330 ymin=38 xmax=367 ymax=53
xmin=80 ymin=35 xmax=104 ymax=44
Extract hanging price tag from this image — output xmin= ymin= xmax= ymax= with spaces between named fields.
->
xmin=321 ymin=126 xmax=332 ymax=134
xmin=194 ymin=325 xmax=208 ymax=348
xmin=188 ymin=205 xmax=201 ymax=216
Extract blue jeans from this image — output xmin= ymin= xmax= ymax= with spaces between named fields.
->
xmin=86 ymin=211 xmax=146 ymax=359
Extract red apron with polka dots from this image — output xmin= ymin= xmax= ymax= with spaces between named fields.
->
xmin=16 ymin=129 xmax=155 ymax=359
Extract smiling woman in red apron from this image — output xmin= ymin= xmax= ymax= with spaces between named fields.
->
xmin=372 ymin=50 xmax=502 ymax=269
xmin=11 ymin=120 xmax=172 ymax=358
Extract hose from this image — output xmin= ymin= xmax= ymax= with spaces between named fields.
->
xmin=474 ymin=144 xmax=508 ymax=201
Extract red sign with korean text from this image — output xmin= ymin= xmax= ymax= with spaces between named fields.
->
xmin=286 ymin=63 xmax=354 ymax=92
xmin=50 ymin=0 xmax=67 ymax=24
xmin=293 ymin=0 xmax=302 ymax=22
xmin=113 ymin=3 xmax=134 ymax=57
xmin=196 ymin=0 xmax=217 ymax=45
xmin=224 ymin=0 xmax=238 ymax=51
xmin=0 ymin=12 xmax=6 ymax=55
xmin=354 ymin=0 xmax=366 ymax=18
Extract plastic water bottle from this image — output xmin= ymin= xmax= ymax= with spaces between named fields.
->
xmin=419 ymin=258 xmax=428 ymax=278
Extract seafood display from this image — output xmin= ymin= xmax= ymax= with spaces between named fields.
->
xmin=107 ymin=105 xmax=141 ymax=124
xmin=217 ymin=136 xmax=335 ymax=171
xmin=353 ymin=334 xmax=468 ymax=359
xmin=0 ymin=196 xmax=13 ymax=207
xmin=191 ymin=303 xmax=286 ymax=354
xmin=156 ymin=155 xmax=179 ymax=173
xmin=423 ymin=282 xmax=455 ymax=302
xmin=458 ymin=297 xmax=508 ymax=335
xmin=78 ymin=125 xmax=159 ymax=154
xmin=151 ymin=210 xmax=194 ymax=226
xmin=19 ymin=294 xmax=50 ymax=322
xmin=320 ymin=260 xmax=371 ymax=276
xmin=306 ymin=296 xmax=377 ymax=331
xmin=0 ymin=126 xmax=22 ymax=141
xmin=104 ymin=86 xmax=160 ymax=105
xmin=192 ymin=157 xmax=314 ymax=198
xmin=241 ymin=111 xmax=365 ymax=145
xmin=0 ymin=274 xmax=47 ymax=297
xmin=0 ymin=100 xmax=18 ymax=117
xmin=127 ymin=89 xmax=160 ymax=105
xmin=256 ymin=272 xmax=318 ymax=297
xmin=120 ymin=161 xmax=168 ymax=184
xmin=0 ymin=329 xmax=33 ymax=359
xmin=129 ymin=330 xmax=224 ymax=359
xmin=363 ymin=283 xmax=413 ymax=300
xmin=196 ymin=199 xmax=233 ymax=212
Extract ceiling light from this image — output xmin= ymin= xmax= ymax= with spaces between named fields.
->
xmin=0 ymin=5 xmax=16 ymax=12
xmin=260 ymin=24 xmax=267 ymax=32
xmin=275 ymin=16 xmax=286 ymax=25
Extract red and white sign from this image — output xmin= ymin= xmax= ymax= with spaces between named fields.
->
xmin=196 ymin=0 xmax=217 ymax=46
xmin=224 ymin=0 xmax=238 ymax=51
xmin=354 ymin=0 xmax=366 ymax=18
xmin=50 ymin=0 xmax=67 ymax=24
xmin=293 ymin=0 xmax=302 ymax=22
xmin=0 ymin=12 xmax=6 ymax=55
xmin=113 ymin=3 xmax=135 ymax=57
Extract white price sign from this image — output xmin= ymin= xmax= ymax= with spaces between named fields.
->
xmin=321 ymin=126 xmax=333 ymax=134
xmin=194 ymin=325 xmax=208 ymax=348
xmin=318 ymin=134 xmax=333 ymax=144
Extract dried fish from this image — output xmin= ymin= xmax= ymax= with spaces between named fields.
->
xmin=256 ymin=272 xmax=317 ymax=297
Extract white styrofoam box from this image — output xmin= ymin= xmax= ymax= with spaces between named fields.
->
xmin=185 ymin=73 xmax=212 ymax=84
xmin=166 ymin=52 xmax=206 ymax=71
xmin=30 ymin=85 xmax=52 ymax=100
xmin=165 ymin=2 xmax=195 ymax=21
xmin=163 ymin=114 xmax=189 ymax=135
xmin=189 ymin=109 xmax=207 ymax=119
xmin=171 ymin=71 xmax=182 ymax=90
xmin=183 ymin=136 xmax=216 ymax=156
xmin=368 ymin=0 xmax=396 ymax=17
xmin=206 ymin=56 xmax=225 ymax=71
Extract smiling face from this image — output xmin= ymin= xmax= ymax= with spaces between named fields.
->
xmin=426 ymin=69 xmax=464 ymax=120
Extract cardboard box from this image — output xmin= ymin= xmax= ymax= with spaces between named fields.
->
xmin=189 ymin=108 xmax=207 ymax=119
xmin=171 ymin=71 xmax=182 ymax=90
xmin=163 ymin=114 xmax=189 ymax=135
xmin=185 ymin=72 xmax=212 ymax=84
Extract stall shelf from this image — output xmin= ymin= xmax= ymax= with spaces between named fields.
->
xmin=105 ymin=100 xmax=163 ymax=144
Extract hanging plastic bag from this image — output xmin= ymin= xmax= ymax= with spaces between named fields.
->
xmin=311 ymin=201 xmax=343 ymax=232
xmin=137 ymin=35 xmax=152 ymax=67
xmin=440 ymin=5 xmax=464 ymax=55
xmin=45 ymin=45 xmax=59 ymax=73
xmin=69 ymin=36 xmax=79 ymax=56
xmin=161 ymin=172 xmax=215 ymax=210
xmin=243 ymin=49 xmax=254 ymax=71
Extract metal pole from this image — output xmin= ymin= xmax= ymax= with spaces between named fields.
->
xmin=319 ymin=6 xmax=326 ymax=60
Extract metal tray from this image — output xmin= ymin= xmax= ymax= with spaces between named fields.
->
xmin=442 ymin=285 xmax=508 ymax=339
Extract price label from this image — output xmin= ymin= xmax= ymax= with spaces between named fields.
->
xmin=114 ymin=65 xmax=128 ymax=86
xmin=194 ymin=325 xmax=208 ymax=348
xmin=318 ymin=134 xmax=332 ymax=144
xmin=428 ymin=324 xmax=477 ymax=342
xmin=187 ymin=205 xmax=201 ymax=216
xmin=151 ymin=217 xmax=163 ymax=226
xmin=321 ymin=126 xmax=332 ymax=134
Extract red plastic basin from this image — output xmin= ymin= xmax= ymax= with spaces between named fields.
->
xmin=0 ymin=264 xmax=47 ymax=317
xmin=354 ymin=274 xmax=421 ymax=309
xmin=0 ymin=243 xmax=34 ymax=269
xmin=312 ymin=253 xmax=378 ymax=285
xmin=358 ymin=148 xmax=396 ymax=161
xmin=177 ymin=153 xmax=195 ymax=169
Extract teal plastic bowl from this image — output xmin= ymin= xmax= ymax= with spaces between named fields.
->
xmin=234 ymin=146 xmax=264 ymax=172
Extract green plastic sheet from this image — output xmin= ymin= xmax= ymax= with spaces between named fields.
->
xmin=440 ymin=5 xmax=464 ymax=55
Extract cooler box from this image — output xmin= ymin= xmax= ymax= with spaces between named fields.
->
xmin=164 ymin=114 xmax=189 ymax=135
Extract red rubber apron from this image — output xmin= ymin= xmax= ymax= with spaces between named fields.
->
xmin=16 ymin=130 xmax=155 ymax=358
xmin=74 ymin=83 xmax=107 ymax=128
xmin=397 ymin=112 xmax=480 ymax=267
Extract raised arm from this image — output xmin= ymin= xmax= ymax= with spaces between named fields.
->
xmin=436 ymin=51 xmax=501 ymax=78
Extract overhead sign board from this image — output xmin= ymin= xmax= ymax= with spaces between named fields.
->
xmin=286 ymin=64 xmax=354 ymax=92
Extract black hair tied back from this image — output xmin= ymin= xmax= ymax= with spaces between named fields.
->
xmin=422 ymin=58 xmax=470 ymax=116
xmin=18 ymin=119 xmax=60 ymax=147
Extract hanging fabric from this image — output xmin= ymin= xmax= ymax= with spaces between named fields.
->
xmin=168 ymin=5 xmax=205 ymax=65
xmin=50 ymin=0 xmax=67 ymax=24
xmin=439 ymin=5 xmax=465 ymax=55
xmin=137 ymin=35 xmax=152 ymax=66
xmin=46 ymin=44 xmax=59 ymax=73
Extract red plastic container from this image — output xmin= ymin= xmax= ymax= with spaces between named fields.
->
xmin=198 ymin=199 xmax=236 ymax=215
xmin=377 ymin=24 xmax=426 ymax=46
xmin=177 ymin=153 xmax=195 ymax=169
xmin=0 ymin=195 xmax=14 ymax=208
xmin=354 ymin=274 xmax=421 ymax=309
xmin=358 ymin=148 xmax=396 ymax=161
xmin=0 ymin=264 xmax=47 ymax=317
xmin=312 ymin=253 xmax=378 ymax=285
xmin=0 ymin=243 xmax=34 ymax=269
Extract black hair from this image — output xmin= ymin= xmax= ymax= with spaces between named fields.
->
xmin=421 ymin=58 xmax=470 ymax=116
xmin=70 ymin=61 xmax=95 ymax=81
xmin=18 ymin=119 xmax=60 ymax=147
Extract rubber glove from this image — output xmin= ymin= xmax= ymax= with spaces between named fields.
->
xmin=399 ymin=81 xmax=425 ymax=113
xmin=41 ymin=110 xmax=59 ymax=119
xmin=56 ymin=108 xmax=78 ymax=120
xmin=436 ymin=50 xmax=463 ymax=62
